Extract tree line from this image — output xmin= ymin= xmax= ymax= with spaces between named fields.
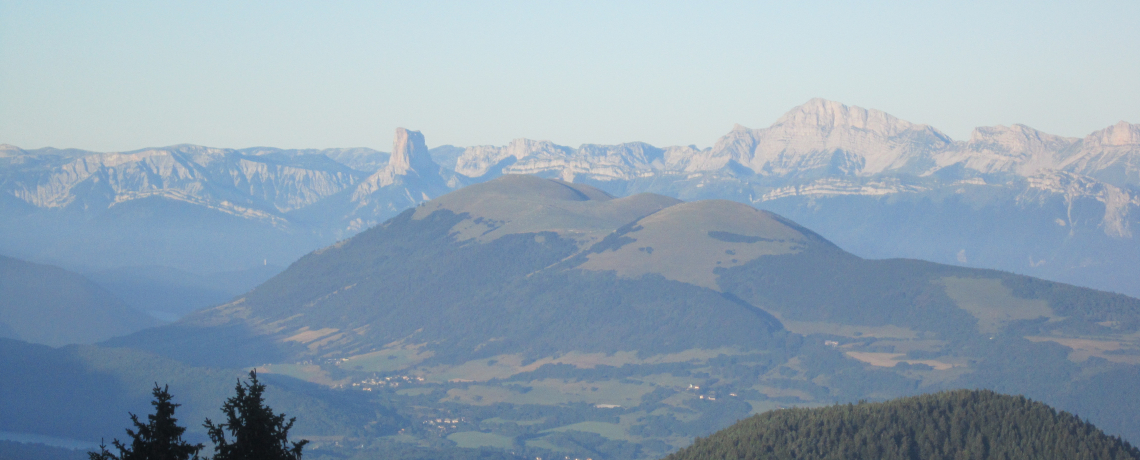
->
xmin=89 ymin=371 xmax=307 ymax=460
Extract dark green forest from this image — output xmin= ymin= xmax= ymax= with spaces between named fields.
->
xmin=664 ymin=390 xmax=1140 ymax=460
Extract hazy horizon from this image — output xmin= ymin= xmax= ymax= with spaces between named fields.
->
xmin=2 ymin=1 xmax=1138 ymax=152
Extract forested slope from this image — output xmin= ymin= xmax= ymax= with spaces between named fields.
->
xmin=665 ymin=390 xmax=1140 ymax=460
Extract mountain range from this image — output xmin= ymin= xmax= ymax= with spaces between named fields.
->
xmin=2 ymin=175 xmax=1139 ymax=460
xmin=2 ymin=99 xmax=1136 ymax=309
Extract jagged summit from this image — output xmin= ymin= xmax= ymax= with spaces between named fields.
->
xmin=710 ymin=98 xmax=952 ymax=176
xmin=351 ymin=128 xmax=448 ymax=204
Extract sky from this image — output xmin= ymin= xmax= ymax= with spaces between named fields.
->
xmin=1 ymin=1 xmax=1138 ymax=152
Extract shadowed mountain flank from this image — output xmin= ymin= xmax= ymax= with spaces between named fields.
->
xmin=0 ymin=255 xmax=156 ymax=346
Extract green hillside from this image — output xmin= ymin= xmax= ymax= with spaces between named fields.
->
xmin=0 ymin=255 xmax=157 ymax=346
xmin=664 ymin=390 xmax=1140 ymax=460
xmin=87 ymin=175 xmax=1140 ymax=458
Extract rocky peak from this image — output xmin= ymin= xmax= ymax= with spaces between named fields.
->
xmin=0 ymin=144 xmax=26 ymax=157
xmin=772 ymin=98 xmax=918 ymax=137
xmin=350 ymin=128 xmax=448 ymax=208
xmin=388 ymin=128 xmax=436 ymax=174
xmin=966 ymin=124 xmax=1076 ymax=156
xmin=1055 ymin=121 xmax=1140 ymax=187
xmin=710 ymin=99 xmax=950 ymax=176
xmin=932 ymin=124 xmax=1077 ymax=176
xmin=1085 ymin=121 xmax=1140 ymax=147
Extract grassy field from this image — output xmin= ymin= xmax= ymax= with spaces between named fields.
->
xmin=543 ymin=421 xmax=633 ymax=441
xmin=255 ymin=363 xmax=345 ymax=386
xmin=1025 ymin=336 xmax=1140 ymax=364
xmin=443 ymin=378 xmax=656 ymax=406
xmin=524 ymin=437 xmax=570 ymax=452
xmin=420 ymin=348 xmax=747 ymax=383
xmin=337 ymin=342 xmax=433 ymax=373
xmin=942 ymin=276 xmax=1056 ymax=334
xmin=844 ymin=351 xmax=955 ymax=370
xmin=481 ymin=417 xmax=545 ymax=426
xmin=446 ymin=431 xmax=516 ymax=449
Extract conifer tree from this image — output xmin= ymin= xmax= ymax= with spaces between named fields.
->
xmin=204 ymin=370 xmax=307 ymax=460
xmin=88 ymin=384 xmax=204 ymax=460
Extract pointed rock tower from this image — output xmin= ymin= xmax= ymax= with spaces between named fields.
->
xmin=354 ymin=128 xmax=443 ymax=196
xmin=346 ymin=128 xmax=455 ymax=232
xmin=1061 ymin=121 xmax=1140 ymax=186
xmin=387 ymin=128 xmax=439 ymax=175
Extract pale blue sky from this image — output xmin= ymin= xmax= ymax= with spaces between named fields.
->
xmin=2 ymin=1 xmax=1138 ymax=152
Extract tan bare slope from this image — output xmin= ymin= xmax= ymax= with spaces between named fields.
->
xmin=410 ymin=174 xmax=681 ymax=245
xmin=410 ymin=175 xmax=830 ymax=290
xmin=579 ymin=200 xmax=816 ymax=289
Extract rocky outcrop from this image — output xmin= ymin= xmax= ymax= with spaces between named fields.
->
xmin=934 ymin=124 xmax=1077 ymax=176
xmin=1021 ymin=170 xmax=1140 ymax=238
xmin=453 ymin=99 xmax=953 ymax=180
xmin=455 ymin=139 xmax=574 ymax=179
xmin=1 ymin=145 xmax=365 ymax=226
xmin=353 ymin=128 xmax=440 ymax=196
xmin=449 ymin=100 xmax=1138 ymax=190
xmin=345 ymin=128 xmax=456 ymax=232
xmin=1058 ymin=121 xmax=1140 ymax=186
xmin=0 ymin=144 xmax=25 ymax=157
xmin=733 ymin=98 xmax=952 ymax=176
